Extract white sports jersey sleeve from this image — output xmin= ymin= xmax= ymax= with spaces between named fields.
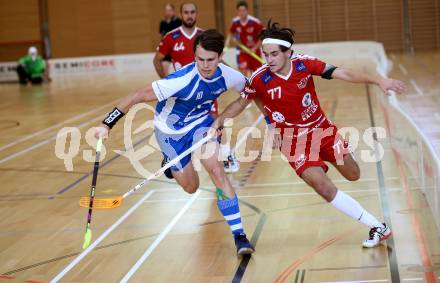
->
xmin=220 ymin=63 xmax=247 ymax=92
xmin=151 ymin=68 xmax=196 ymax=102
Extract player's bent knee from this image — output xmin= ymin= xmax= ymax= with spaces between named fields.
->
xmin=345 ymin=165 xmax=360 ymax=181
xmin=182 ymin=184 xmax=198 ymax=194
xmin=178 ymin=177 xmax=199 ymax=194
xmin=347 ymin=170 xmax=360 ymax=181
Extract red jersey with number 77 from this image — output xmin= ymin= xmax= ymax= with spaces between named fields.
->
xmin=157 ymin=26 xmax=204 ymax=71
xmin=241 ymin=54 xmax=336 ymax=131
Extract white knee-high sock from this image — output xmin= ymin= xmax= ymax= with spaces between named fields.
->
xmin=330 ymin=190 xmax=383 ymax=228
xmin=220 ymin=143 xmax=231 ymax=154
xmin=220 ymin=143 xmax=231 ymax=160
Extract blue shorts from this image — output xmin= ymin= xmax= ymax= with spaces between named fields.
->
xmin=155 ymin=116 xmax=214 ymax=171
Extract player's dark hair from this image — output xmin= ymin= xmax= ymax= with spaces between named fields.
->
xmin=236 ymin=0 xmax=248 ymax=9
xmin=193 ymin=29 xmax=225 ymax=56
xmin=260 ymin=20 xmax=295 ymax=52
xmin=180 ymin=2 xmax=197 ymax=13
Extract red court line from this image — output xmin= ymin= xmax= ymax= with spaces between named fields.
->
xmin=274 ymin=228 xmax=357 ymax=283
xmin=393 ymin=150 xmax=436 ymax=283
xmin=0 ymin=275 xmax=43 ymax=282
xmin=380 ymin=93 xmax=437 ymax=283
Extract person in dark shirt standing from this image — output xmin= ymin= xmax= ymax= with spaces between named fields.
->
xmin=159 ymin=3 xmax=182 ymax=36
xmin=158 ymin=3 xmax=182 ymax=75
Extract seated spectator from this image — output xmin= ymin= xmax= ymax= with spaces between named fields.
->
xmin=17 ymin=46 xmax=46 ymax=85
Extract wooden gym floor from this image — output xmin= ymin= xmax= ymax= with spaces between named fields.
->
xmin=0 ymin=53 xmax=439 ymax=283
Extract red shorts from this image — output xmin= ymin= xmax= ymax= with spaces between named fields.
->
xmin=279 ymin=120 xmax=351 ymax=176
xmin=237 ymin=51 xmax=262 ymax=72
xmin=210 ymin=100 xmax=219 ymax=116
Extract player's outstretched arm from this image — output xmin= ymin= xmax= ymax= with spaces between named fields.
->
xmin=254 ymin=98 xmax=268 ymax=117
xmin=225 ymin=33 xmax=239 ymax=48
xmin=212 ymin=97 xmax=251 ymax=130
xmin=95 ymin=85 xmax=158 ymax=138
xmin=225 ymin=34 xmax=232 ymax=48
xmin=117 ymin=85 xmax=158 ymax=113
xmin=153 ymin=52 xmax=167 ymax=78
xmin=331 ymin=67 xmax=406 ymax=94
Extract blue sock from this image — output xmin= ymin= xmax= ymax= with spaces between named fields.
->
xmin=217 ymin=192 xmax=244 ymax=236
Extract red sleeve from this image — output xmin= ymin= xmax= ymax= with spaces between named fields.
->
xmin=301 ymin=56 xmax=327 ymax=76
xmin=240 ymin=78 xmax=260 ymax=100
xmin=229 ymin=22 xmax=237 ymax=33
xmin=157 ymin=34 xmax=172 ymax=56
xmin=255 ymin=21 xmax=263 ymax=37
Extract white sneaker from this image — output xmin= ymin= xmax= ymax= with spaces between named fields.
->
xmin=362 ymin=223 xmax=392 ymax=248
xmin=224 ymin=153 xmax=240 ymax=173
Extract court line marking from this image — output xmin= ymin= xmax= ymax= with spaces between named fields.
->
xmin=120 ymin=116 xmax=264 ymax=282
xmin=376 ymin=81 xmax=435 ymax=283
xmin=4 ymin=198 xmax=260 ymax=277
xmin=0 ymin=99 xmax=119 ymax=153
xmin=242 ymin=176 xmax=406 ymax=188
xmin=49 ymin=133 xmax=153 ymax=198
xmin=0 ymin=275 xmax=42 ymax=282
xmin=6 ymin=183 xmax=421 ymax=206
xmin=0 ymin=186 xmax=179 ymax=201
xmin=319 ymin=278 xmax=440 ymax=283
xmin=225 ymin=114 xmax=266 ymax=283
xmin=0 ymin=115 xmax=103 ymax=165
xmin=0 ymin=167 xmax=176 ymax=188
xmin=2 ymin=234 xmax=159 ymax=275
xmin=120 ymin=190 xmax=201 ymax=282
xmin=409 ymin=79 xmax=423 ymax=96
xmin=274 ymin=228 xmax=357 ymax=282
xmin=50 ymin=190 xmax=155 ymax=283
xmin=393 ymin=152 xmax=437 ymax=283
xmin=319 ymin=280 xmax=388 ymax=283
xmin=401 ymin=279 xmax=439 ymax=282
xmin=142 ymin=187 xmax=403 ymax=203
xmin=232 ymin=114 xmax=264 ymax=152
xmin=398 ymin=64 xmax=408 ymax=75
xmin=13 ymin=116 xmax=268 ymax=280
xmin=366 ymin=85 xmax=400 ymax=283
xmin=308 ymin=264 xmax=386 ymax=271
xmin=232 ymin=213 xmax=267 ymax=283
xmin=244 ymin=177 xmax=408 ymax=187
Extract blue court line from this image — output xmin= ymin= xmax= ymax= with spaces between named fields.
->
xmin=49 ymin=135 xmax=152 ymax=199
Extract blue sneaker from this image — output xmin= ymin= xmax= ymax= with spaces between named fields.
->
xmin=234 ymin=233 xmax=255 ymax=255
xmin=161 ymin=157 xmax=174 ymax=179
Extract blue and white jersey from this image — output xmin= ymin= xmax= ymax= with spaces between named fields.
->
xmin=151 ymin=62 xmax=246 ymax=134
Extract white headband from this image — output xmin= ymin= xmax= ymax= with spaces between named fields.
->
xmin=262 ymin=38 xmax=292 ymax=49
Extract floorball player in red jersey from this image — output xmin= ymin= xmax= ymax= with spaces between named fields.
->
xmin=225 ymin=0 xmax=263 ymax=75
xmin=153 ymin=2 xmax=203 ymax=77
xmin=212 ymin=22 xmax=406 ymax=248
